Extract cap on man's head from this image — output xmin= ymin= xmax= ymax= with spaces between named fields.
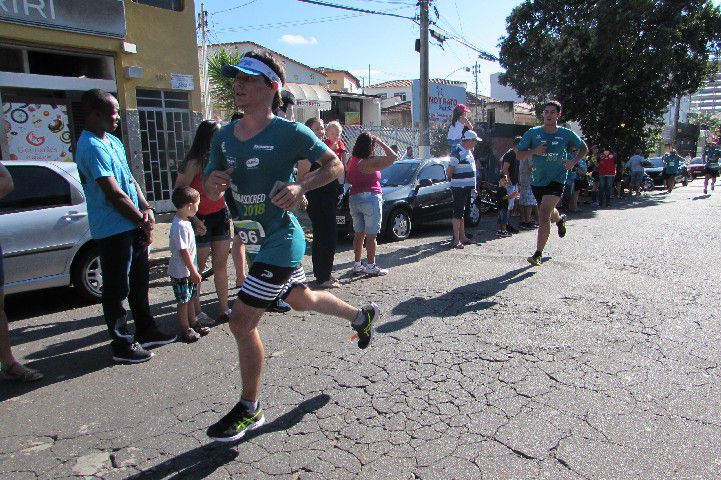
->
xmin=462 ymin=130 xmax=480 ymax=142
xmin=455 ymin=104 xmax=471 ymax=114
xmin=221 ymin=56 xmax=282 ymax=85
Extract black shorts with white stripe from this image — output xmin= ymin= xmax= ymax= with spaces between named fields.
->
xmin=238 ymin=262 xmax=307 ymax=309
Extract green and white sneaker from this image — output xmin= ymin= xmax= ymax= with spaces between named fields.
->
xmin=207 ymin=402 xmax=265 ymax=442
xmin=352 ymin=303 xmax=380 ymax=349
xmin=527 ymin=252 xmax=542 ymax=267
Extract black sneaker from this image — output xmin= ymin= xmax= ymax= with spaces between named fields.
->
xmin=507 ymin=224 xmax=519 ymax=234
xmin=112 ymin=342 xmax=153 ymax=363
xmin=207 ymin=402 xmax=265 ymax=442
xmin=527 ymin=252 xmax=542 ymax=267
xmin=135 ymin=329 xmax=177 ymax=349
xmin=352 ymin=303 xmax=380 ymax=350
xmin=267 ymin=298 xmax=291 ymax=313
xmin=556 ymin=215 xmax=567 ymax=238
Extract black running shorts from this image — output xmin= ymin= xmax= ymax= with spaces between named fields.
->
xmin=531 ymin=182 xmax=565 ymax=204
xmin=238 ymin=262 xmax=307 ymax=309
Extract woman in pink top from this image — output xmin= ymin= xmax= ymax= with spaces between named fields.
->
xmin=346 ymin=133 xmax=398 ymax=276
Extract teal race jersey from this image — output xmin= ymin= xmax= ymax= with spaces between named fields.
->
xmin=707 ymin=156 xmax=720 ymax=171
xmin=205 ymin=117 xmax=329 ymax=267
xmin=517 ymin=126 xmax=586 ymax=186
xmin=663 ymin=153 xmax=681 ymax=174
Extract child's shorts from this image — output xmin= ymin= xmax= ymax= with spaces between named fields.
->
xmin=171 ymin=277 xmax=197 ymax=304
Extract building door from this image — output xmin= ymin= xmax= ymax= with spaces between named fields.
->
xmin=137 ymin=89 xmax=192 ymax=212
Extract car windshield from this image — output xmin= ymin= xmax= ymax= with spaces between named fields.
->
xmin=381 ymin=162 xmax=417 ymax=187
xmin=691 ymin=158 xmax=704 ymax=164
xmin=645 ymin=157 xmax=664 ymax=168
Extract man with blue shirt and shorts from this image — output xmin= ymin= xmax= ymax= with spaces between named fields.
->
xmin=517 ymin=101 xmax=587 ymax=266
xmin=203 ymin=52 xmax=380 ymax=442
xmin=75 ymin=90 xmax=177 ymax=363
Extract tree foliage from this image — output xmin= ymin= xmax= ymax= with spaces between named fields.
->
xmin=688 ymin=111 xmax=721 ymax=131
xmin=498 ymin=0 xmax=721 ymax=157
xmin=207 ymin=48 xmax=241 ymax=114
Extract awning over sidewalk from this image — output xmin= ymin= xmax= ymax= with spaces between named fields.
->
xmin=284 ymin=83 xmax=332 ymax=111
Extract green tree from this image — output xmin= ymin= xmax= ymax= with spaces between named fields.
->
xmin=688 ymin=111 xmax=721 ymax=131
xmin=207 ymin=48 xmax=241 ymax=114
xmin=498 ymin=0 xmax=721 ymax=158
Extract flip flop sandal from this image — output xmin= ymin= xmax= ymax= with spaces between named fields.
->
xmin=0 ymin=362 xmax=43 ymax=382
xmin=188 ymin=324 xmax=211 ymax=336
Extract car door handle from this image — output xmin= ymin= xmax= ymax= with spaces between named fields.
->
xmin=65 ymin=211 xmax=88 ymax=220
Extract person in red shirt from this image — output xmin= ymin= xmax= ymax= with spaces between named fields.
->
xmin=175 ymin=120 xmax=236 ymax=322
xmin=597 ymin=148 xmax=616 ymax=207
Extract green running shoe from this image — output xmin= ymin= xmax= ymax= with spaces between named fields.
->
xmin=207 ymin=402 xmax=265 ymax=442
xmin=527 ymin=253 xmax=542 ymax=266
xmin=351 ymin=303 xmax=380 ymax=349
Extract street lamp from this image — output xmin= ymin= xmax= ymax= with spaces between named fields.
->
xmin=444 ymin=66 xmax=471 ymax=79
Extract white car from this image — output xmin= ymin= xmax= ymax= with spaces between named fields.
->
xmin=0 ymin=161 xmax=101 ymax=301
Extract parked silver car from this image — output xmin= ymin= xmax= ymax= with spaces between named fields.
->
xmin=0 ymin=161 xmax=101 ymax=301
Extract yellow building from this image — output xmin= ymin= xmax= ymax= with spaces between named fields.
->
xmin=0 ymin=0 xmax=202 ymax=211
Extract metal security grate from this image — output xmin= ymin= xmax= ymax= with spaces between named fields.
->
xmin=137 ymin=90 xmax=192 ymax=211
xmin=340 ymin=126 xmax=419 ymax=158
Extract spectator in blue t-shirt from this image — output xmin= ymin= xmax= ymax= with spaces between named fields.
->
xmin=75 ymin=89 xmax=176 ymax=364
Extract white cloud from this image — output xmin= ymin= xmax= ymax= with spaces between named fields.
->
xmin=280 ymin=34 xmax=318 ymax=45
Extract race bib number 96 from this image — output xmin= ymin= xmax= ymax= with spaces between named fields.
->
xmin=234 ymin=219 xmax=266 ymax=254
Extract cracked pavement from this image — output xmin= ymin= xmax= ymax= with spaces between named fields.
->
xmin=2 ymin=181 xmax=721 ymax=479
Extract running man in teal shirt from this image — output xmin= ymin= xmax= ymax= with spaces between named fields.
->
xmin=704 ymin=151 xmax=719 ymax=195
xmin=516 ymin=100 xmax=588 ymax=266
xmin=202 ymin=52 xmax=380 ymax=443
xmin=662 ymin=148 xmax=683 ymax=193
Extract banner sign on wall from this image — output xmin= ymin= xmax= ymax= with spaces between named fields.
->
xmin=3 ymin=102 xmax=73 ymax=162
xmin=411 ymin=80 xmax=467 ymax=125
xmin=0 ymin=0 xmax=126 ymax=38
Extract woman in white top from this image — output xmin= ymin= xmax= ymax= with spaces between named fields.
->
xmin=447 ymin=104 xmax=473 ymax=152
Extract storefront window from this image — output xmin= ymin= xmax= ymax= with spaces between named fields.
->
xmin=134 ymin=0 xmax=183 ymax=11
xmin=0 ymin=47 xmax=23 ymax=73
xmin=27 ymin=50 xmax=114 ymax=80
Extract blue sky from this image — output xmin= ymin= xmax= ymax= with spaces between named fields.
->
xmin=196 ymin=0 xmax=721 ymax=96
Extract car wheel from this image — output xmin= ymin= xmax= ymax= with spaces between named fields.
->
xmin=642 ymin=178 xmax=655 ymax=191
xmin=478 ymin=190 xmax=494 ymax=215
xmin=71 ymin=246 xmax=102 ymax=302
xmin=385 ymin=208 xmax=412 ymax=241
xmin=465 ymin=199 xmax=481 ymax=227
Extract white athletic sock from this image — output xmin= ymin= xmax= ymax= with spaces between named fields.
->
xmin=352 ymin=308 xmax=365 ymax=326
xmin=240 ymin=397 xmax=258 ymax=412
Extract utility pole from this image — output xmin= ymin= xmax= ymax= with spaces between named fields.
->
xmin=472 ymin=61 xmax=480 ymax=122
xmin=671 ymin=95 xmax=681 ymax=149
xmin=368 ymin=64 xmax=371 ymax=89
xmin=419 ymin=0 xmax=430 ymax=158
xmin=199 ymin=3 xmax=211 ymax=119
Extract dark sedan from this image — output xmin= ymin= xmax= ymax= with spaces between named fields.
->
xmin=336 ymin=158 xmax=482 ymax=241
xmin=643 ymin=157 xmax=689 ymax=187
xmin=687 ymin=157 xmax=706 ymax=179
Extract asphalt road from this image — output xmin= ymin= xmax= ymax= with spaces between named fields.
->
xmin=1 ymin=180 xmax=720 ymax=479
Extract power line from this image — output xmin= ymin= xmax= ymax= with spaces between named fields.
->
xmin=209 ymin=0 xmax=261 ymax=15
xmin=212 ymin=12 xmax=368 ymax=33
xmin=297 ymin=0 xmax=417 ymax=21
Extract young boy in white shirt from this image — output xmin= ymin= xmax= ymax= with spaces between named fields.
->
xmin=168 ymin=187 xmax=210 ymax=342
